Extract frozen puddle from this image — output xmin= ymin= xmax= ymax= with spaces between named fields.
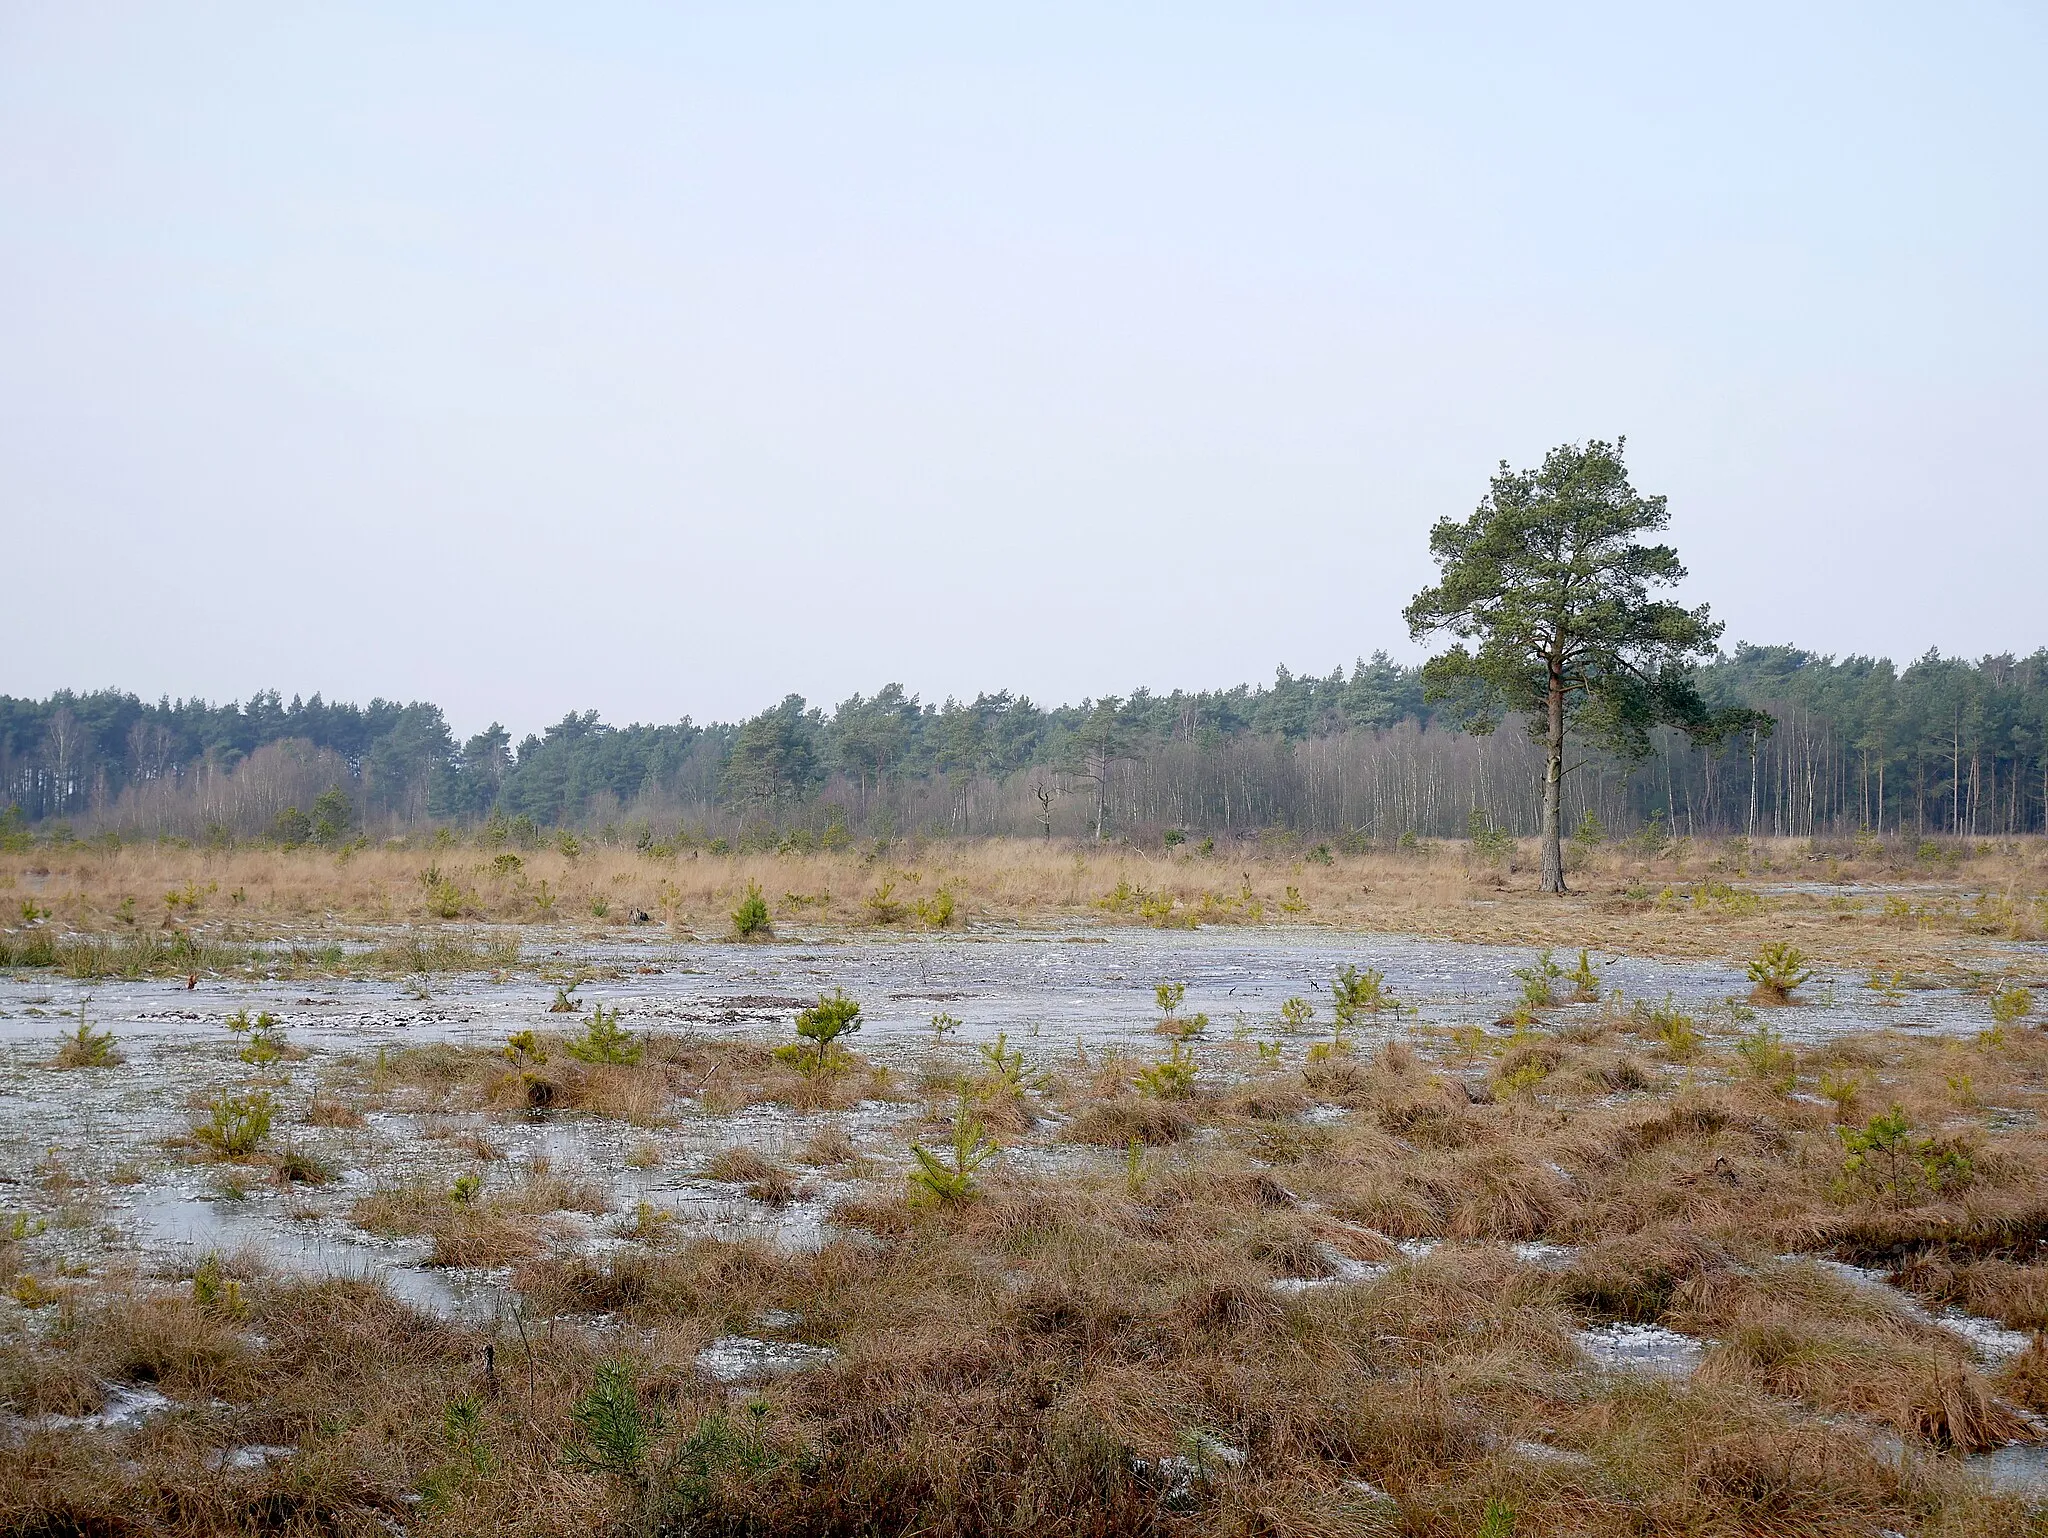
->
xmin=1969 ymin=1442 xmax=2048 ymax=1495
xmin=1576 ymin=1322 xmax=1706 ymax=1377
xmin=1811 ymin=1260 xmax=2033 ymax=1362
xmin=131 ymin=1192 xmax=504 ymax=1324
xmin=19 ymin=1383 xmax=176 ymax=1433
xmin=1270 ymin=1243 xmax=1391 ymax=1294
xmin=207 ymin=1444 xmax=295 ymax=1471
xmin=694 ymin=1335 xmax=836 ymax=1383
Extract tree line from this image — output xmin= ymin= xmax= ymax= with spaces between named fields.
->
xmin=4 ymin=644 xmax=2045 ymax=844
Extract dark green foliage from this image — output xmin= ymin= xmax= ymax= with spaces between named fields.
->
xmin=779 ymin=989 xmax=861 ymax=1073
xmin=9 ymin=628 xmax=2048 ymax=840
xmin=722 ymin=695 xmax=824 ymax=811
xmin=731 ymin=881 xmax=772 ymax=938
xmin=1406 ymin=439 xmax=1769 ymax=890
xmin=564 ymin=1002 xmax=641 ymax=1065
xmin=1838 ymin=1107 xmax=1974 ymax=1210
xmin=655 ymin=1404 xmax=782 ymax=1521
xmin=566 ymin=1359 xmax=660 ymax=1482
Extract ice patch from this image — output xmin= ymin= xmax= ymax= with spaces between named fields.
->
xmin=34 ymin=1383 xmax=174 ymax=1431
xmin=1809 ymin=1258 xmax=2032 ymax=1361
xmin=1576 ymin=1322 xmax=1706 ymax=1377
xmin=1969 ymin=1442 xmax=2048 ymax=1495
xmin=207 ymin=1444 xmax=295 ymax=1471
xmin=1270 ymin=1244 xmax=1391 ymax=1294
xmin=694 ymin=1335 xmax=836 ymax=1383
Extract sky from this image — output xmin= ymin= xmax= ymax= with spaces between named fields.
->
xmin=3 ymin=2 xmax=2044 ymax=738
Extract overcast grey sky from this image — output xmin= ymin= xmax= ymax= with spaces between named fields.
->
xmin=4 ymin=3 xmax=2043 ymax=736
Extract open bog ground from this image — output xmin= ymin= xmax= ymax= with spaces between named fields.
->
xmin=3 ymin=839 xmax=2048 ymax=1536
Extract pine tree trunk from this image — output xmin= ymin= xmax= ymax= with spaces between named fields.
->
xmin=1541 ymin=663 xmax=1566 ymax=894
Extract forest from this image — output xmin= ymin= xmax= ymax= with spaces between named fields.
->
xmin=4 ymin=644 xmax=2046 ymax=845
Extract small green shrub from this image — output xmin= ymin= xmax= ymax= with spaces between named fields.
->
xmin=1990 ymin=986 xmax=2033 ymax=1030
xmin=1133 ymin=1039 xmax=1198 ymax=1099
xmin=731 ymin=881 xmax=772 ymax=938
xmin=658 ymin=1406 xmax=783 ymax=1523
xmin=1513 ymin=949 xmax=1564 ymax=1008
xmin=226 ymin=1008 xmax=288 ymax=1067
xmin=449 ymin=1171 xmax=483 ymax=1205
xmin=1277 ymin=996 xmax=1315 ymax=1032
xmin=1564 ymin=949 xmax=1603 ymax=1002
xmin=1746 ymin=942 xmax=1813 ymax=1003
xmin=1734 ymin=1023 xmax=1795 ymax=1092
xmin=505 ymin=1029 xmax=549 ymax=1066
xmin=864 ymin=880 xmax=907 ymax=926
xmin=1838 ymin=1106 xmax=1973 ymax=1210
xmin=194 ymin=1091 xmax=276 ymax=1158
xmin=975 ymin=1031 xmax=1045 ymax=1098
xmin=777 ymin=989 xmax=861 ymax=1074
xmin=1152 ymin=980 xmax=1208 ymax=1038
xmin=1816 ymin=1068 xmax=1863 ymax=1121
xmin=564 ymin=1002 xmax=641 ymax=1065
xmin=52 ymin=1007 xmax=120 ymax=1068
xmin=1628 ymin=996 xmax=1700 ymax=1059
xmin=566 ymin=1360 xmax=660 ymax=1482
xmin=907 ymin=1094 xmax=996 ymax=1206
xmin=928 ymin=1011 xmax=961 ymax=1044
xmin=192 ymin=1255 xmax=245 ymax=1318
xmin=1467 ymin=809 xmax=1514 ymax=862
xmin=913 ymin=888 xmax=956 ymax=928
xmin=1332 ymin=964 xmax=1405 ymax=1027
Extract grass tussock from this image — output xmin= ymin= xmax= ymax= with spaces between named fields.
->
xmin=351 ymin=1157 xmax=610 ymax=1267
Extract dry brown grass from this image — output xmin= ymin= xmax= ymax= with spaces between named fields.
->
xmin=7 ymin=845 xmax=2048 ymax=1533
xmin=9 ymin=835 xmax=2048 ymax=977
xmin=350 ymin=1158 xmax=611 ymax=1268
